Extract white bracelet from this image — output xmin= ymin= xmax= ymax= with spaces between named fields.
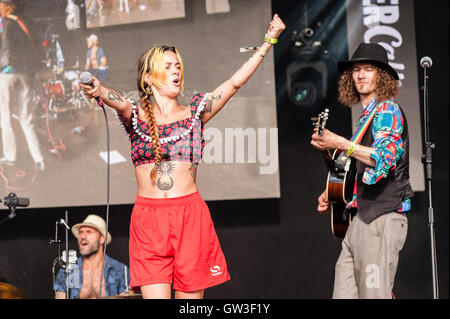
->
xmin=257 ymin=48 xmax=266 ymax=58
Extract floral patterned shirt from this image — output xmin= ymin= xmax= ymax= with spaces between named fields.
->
xmin=121 ymin=93 xmax=208 ymax=166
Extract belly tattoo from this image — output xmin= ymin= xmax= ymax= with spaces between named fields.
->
xmin=156 ymin=162 xmax=176 ymax=191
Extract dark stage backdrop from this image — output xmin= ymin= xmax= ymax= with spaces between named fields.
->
xmin=0 ymin=0 xmax=448 ymax=299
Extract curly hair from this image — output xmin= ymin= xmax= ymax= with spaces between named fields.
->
xmin=338 ymin=64 xmax=399 ymax=107
xmin=136 ymin=45 xmax=184 ymax=184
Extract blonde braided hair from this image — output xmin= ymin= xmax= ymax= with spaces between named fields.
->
xmin=136 ymin=46 xmax=184 ymax=184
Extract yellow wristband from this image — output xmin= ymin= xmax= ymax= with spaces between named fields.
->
xmin=264 ymin=34 xmax=278 ymax=44
xmin=346 ymin=142 xmax=356 ymax=156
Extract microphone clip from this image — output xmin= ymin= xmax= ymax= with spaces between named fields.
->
xmin=1 ymin=193 xmax=30 ymax=221
xmin=2 ymin=193 xmax=19 ymax=209
xmin=2 ymin=192 xmax=30 ymax=209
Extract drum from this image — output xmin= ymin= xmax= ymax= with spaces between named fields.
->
xmin=64 ymin=70 xmax=80 ymax=82
xmin=43 ymin=80 xmax=65 ymax=102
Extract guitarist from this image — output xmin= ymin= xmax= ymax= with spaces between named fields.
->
xmin=311 ymin=43 xmax=414 ymax=299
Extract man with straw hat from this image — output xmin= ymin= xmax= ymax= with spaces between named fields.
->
xmin=54 ymin=214 xmax=130 ymax=299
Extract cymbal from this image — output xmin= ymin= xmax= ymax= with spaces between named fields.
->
xmin=0 ymin=282 xmax=26 ymax=299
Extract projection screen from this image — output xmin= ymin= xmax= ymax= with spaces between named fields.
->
xmin=0 ymin=0 xmax=280 ymax=208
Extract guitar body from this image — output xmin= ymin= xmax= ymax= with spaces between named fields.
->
xmin=325 ymin=149 xmax=357 ymax=238
xmin=326 ymin=150 xmax=356 ymax=203
xmin=330 ymin=203 xmax=356 ymax=238
xmin=312 ymin=109 xmax=357 ymax=238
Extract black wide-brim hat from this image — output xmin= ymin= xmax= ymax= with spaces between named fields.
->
xmin=338 ymin=43 xmax=399 ymax=80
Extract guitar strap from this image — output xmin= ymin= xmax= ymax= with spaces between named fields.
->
xmin=349 ymin=98 xmax=381 ymax=145
xmin=342 ymin=99 xmax=381 ymax=210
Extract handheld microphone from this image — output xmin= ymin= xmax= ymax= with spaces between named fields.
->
xmin=420 ymin=56 xmax=433 ymax=68
xmin=79 ymin=71 xmax=104 ymax=107
xmin=1 ymin=193 xmax=30 ymax=208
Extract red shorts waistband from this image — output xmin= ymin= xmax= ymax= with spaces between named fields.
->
xmin=134 ymin=191 xmax=202 ymax=207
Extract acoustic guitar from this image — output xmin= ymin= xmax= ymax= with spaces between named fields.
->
xmin=312 ymin=109 xmax=356 ymax=238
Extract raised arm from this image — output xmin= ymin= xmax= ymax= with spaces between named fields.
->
xmin=80 ymin=76 xmax=133 ymax=128
xmin=201 ymin=14 xmax=285 ymax=124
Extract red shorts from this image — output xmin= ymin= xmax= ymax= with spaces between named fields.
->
xmin=129 ymin=192 xmax=230 ymax=292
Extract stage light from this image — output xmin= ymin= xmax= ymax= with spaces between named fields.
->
xmin=286 ymin=25 xmax=329 ymax=107
xmin=286 ymin=58 xmax=328 ymax=107
xmin=291 ymin=82 xmax=317 ymax=106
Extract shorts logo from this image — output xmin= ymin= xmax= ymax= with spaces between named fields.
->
xmin=210 ymin=265 xmax=222 ymax=276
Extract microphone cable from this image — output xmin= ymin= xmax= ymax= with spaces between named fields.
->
xmin=79 ymin=71 xmax=111 ymax=298
xmin=96 ymin=98 xmax=111 ymax=299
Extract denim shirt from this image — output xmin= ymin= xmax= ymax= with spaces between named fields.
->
xmin=54 ymin=255 xmax=129 ymax=299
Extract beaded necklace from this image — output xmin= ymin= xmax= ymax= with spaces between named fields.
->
xmin=127 ymin=93 xmax=209 ymax=144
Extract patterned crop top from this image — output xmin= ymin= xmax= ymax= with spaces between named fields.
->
xmin=119 ymin=93 xmax=209 ymax=167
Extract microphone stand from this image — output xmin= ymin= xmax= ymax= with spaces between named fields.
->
xmin=49 ymin=210 xmax=71 ymax=299
xmin=50 ymin=220 xmax=62 ymax=296
xmin=64 ymin=210 xmax=69 ymax=299
xmin=0 ymin=206 xmax=15 ymax=225
xmin=421 ymin=63 xmax=439 ymax=299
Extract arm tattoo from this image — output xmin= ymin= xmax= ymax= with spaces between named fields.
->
xmin=188 ymin=163 xmax=198 ymax=183
xmin=107 ymin=89 xmax=124 ymax=102
xmin=204 ymin=91 xmax=222 ymax=113
xmin=156 ymin=162 xmax=175 ymax=191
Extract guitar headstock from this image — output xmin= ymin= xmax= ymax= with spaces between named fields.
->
xmin=311 ymin=108 xmax=329 ymax=136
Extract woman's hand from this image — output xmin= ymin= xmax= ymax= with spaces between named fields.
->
xmin=79 ymin=76 xmax=132 ymax=122
xmin=79 ymin=76 xmax=101 ymax=100
xmin=200 ymin=14 xmax=285 ymax=125
xmin=266 ymin=14 xmax=286 ymax=39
